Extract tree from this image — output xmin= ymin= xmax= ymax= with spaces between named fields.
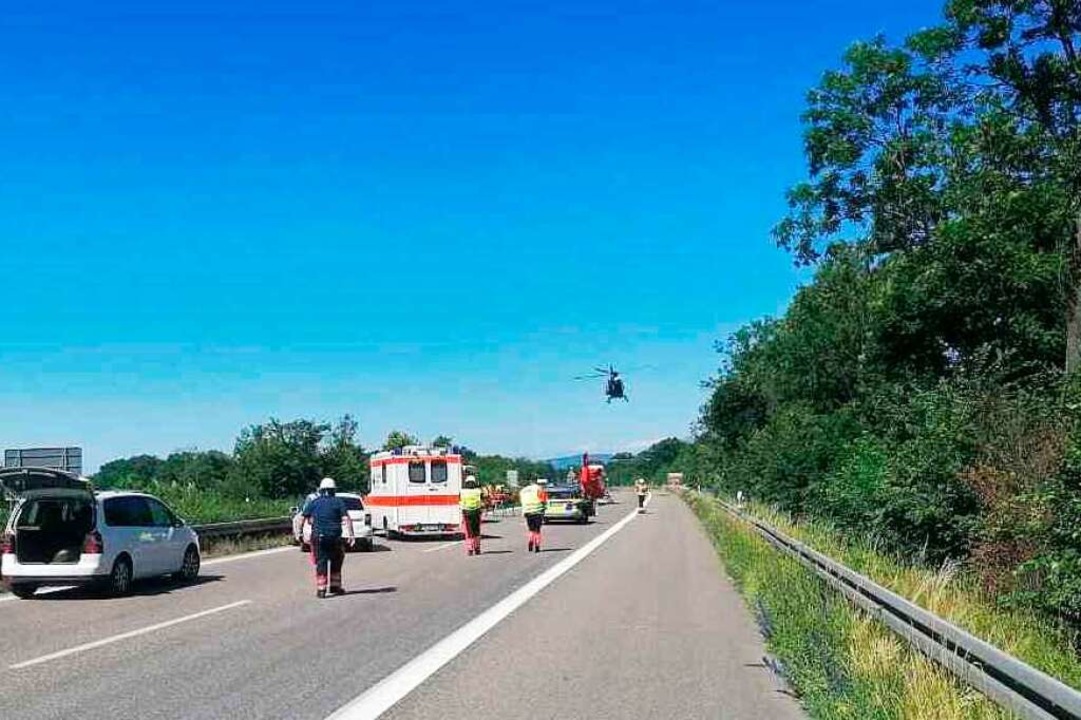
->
xmin=431 ymin=435 xmax=453 ymax=448
xmin=321 ymin=415 xmax=369 ymax=492
xmin=944 ymin=0 xmax=1081 ymax=370
xmin=773 ymin=33 xmax=961 ymax=265
xmin=232 ymin=419 xmax=328 ymax=498
xmin=382 ymin=430 xmax=419 ymax=451
xmin=94 ymin=454 xmax=163 ymax=488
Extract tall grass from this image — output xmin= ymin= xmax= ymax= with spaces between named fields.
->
xmin=739 ymin=500 xmax=1081 ymax=690
xmin=686 ymin=492 xmax=1008 ymax=720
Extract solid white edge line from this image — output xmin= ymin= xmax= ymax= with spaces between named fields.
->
xmin=9 ymin=600 xmax=252 ymax=670
xmin=326 ymin=498 xmax=649 ymax=720
xmin=203 ymin=545 xmax=296 ymax=566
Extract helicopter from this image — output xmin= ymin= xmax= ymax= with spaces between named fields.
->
xmin=575 ymin=364 xmax=629 ymax=403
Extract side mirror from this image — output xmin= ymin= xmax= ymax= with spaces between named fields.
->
xmin=174 ymin=517 xmax=186 ymax=528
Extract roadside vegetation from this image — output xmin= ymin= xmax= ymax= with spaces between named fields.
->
xmin=687 ymin=492 xmax=1007 ymax=720
xmin=90 ymin=420 xmax=554 ymax=525
xmin=602 ymin=0 xmax=1081 ymax=634
xmin=727 ymin=494 xmax=1081 ymax=690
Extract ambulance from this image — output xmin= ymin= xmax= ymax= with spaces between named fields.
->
xmin=366 ymin=446 xmax=464 ymax=537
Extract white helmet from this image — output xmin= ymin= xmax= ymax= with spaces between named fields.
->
xmin=319 ymin=477 xmax=337 ymax=491
xmin=537 ymin=478 xmax=548 ymax=485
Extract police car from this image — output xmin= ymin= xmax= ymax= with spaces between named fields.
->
xmin=291 ymin=493 xmax=374 ymax=552
xmin=542 ymin=485 xmax=591 ymax=524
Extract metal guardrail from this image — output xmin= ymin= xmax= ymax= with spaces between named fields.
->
xmin=191 ymin=517 xmax=292 ymax=539
xmin=714 ymin=498 xmax=1081 ymax=720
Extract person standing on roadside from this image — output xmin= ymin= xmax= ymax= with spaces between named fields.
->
xmin=302 ymin=477 xmax=355 ymax=598
xmin=460 ymin=475 xmax=485 ymax=556
xmin=519 ymin=478 xmax=548 ymax=553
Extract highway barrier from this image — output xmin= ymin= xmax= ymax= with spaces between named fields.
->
xmin=191 ymin=517 xmax=292 ymax=540
xmin=715 ymin=497 xmax=1081 ymax=720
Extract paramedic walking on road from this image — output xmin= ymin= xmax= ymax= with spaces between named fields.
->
xmin=520 ymin=478 xmax=548 ymax=553
xmin=303 ymin=477 xmax=355 ymax=598
xmin=460 ymin=475 xmax=484 ymax=556
xmin=635 ymin=478 xmax=649 ymax=512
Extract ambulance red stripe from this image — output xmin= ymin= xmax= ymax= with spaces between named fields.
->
xmin=364 ymin=495 xmax=460 ymax=507
xmin=369 ymin=456 xmax=461 ymax=468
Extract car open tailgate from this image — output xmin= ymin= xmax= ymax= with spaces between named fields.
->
xmin=0 ymin=467 xmax=93 ymax=501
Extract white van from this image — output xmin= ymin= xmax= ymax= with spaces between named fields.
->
xmin=0 ymin=467 xmax=201 ymax=598
xmin=366 ymin=446 xmax=463 ymax=537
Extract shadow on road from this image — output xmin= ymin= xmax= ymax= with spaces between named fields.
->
xmin=339 ymin=586 xmax=397 ymax=596
xmin=540 ymin=548 xmax=572 ymax=553
xmin=476 ymin=550 xmax=513 ymax=555
xmin=30 ymin=574 xmax=225 ymax=601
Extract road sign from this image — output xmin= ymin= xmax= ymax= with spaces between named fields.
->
xmin=505 ymin=470 xmax=519 ymax=487
xmin=4 ymin=447 xmax=83 ymax=476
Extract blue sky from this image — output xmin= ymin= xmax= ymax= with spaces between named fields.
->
xmin=2 ymin=0 xmax=945 ymax=471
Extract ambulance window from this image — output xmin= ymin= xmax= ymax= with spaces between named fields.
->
xmin=408 ymin=460 xmax=426 ymax=483
xmin=381 ymin=464 xmax=387 ymax=484
xmin=431 ymin=459 xmax=448 ymax=484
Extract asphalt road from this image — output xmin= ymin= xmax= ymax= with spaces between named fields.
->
xmin=0 ymin=491 xmax=803 ymax=720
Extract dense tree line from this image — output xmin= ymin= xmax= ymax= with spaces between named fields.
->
xmin=668 ymin=0 xmax=1081 ymax=623
xmin=94 ymin=423 xmax=555 ymax=507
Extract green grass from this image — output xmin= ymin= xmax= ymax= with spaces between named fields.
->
xmin=736 ymin=500 xmax=1081 ymax=691
xmin=119 ymin=486 xmax=292 ymax=524
xmin=1 ymin=490 xmax=289 ymax=529
xmin=686 ymin=492 xmax=1008 ymax=720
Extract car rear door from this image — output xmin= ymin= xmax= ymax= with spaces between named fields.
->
xmin=145 ymin=498 xmax=184 ymax=574
xmin=404 ymin=459 xmax=430 ymax=528
xmin=103 ymin=496 xmax=158 ymax=577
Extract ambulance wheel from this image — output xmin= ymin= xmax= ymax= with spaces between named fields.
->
xmin=10 ymin=585 xmax=37 ymax=599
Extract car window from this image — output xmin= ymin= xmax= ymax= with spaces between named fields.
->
xmin=145 ymin=498 xmax=176 ymax=527
xmin=342 ymin=497 xmax=363 ymax=512
xmin=408 ymin=460 xmax=426 ymax=484
xmin=104 ymin=496 xmax=154 ymax=527
xmin=431 ymin=460 xmax=448 ymax=484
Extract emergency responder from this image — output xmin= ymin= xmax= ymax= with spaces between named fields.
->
xmin=635 ymin=477 xmax=649 ymax=511
xmin=302 ymin=477 xmax=355 ymax=598
xmin=519 ymin=478 xmax=547 ymax=553
xmin=460 ymin=475 xmax=484 ymax=556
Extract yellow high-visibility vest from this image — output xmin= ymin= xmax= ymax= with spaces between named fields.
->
xmin=460 ymin=487 xmax=484 ymax=511
xmin=519 ymin=484 xmax=545 ymax=514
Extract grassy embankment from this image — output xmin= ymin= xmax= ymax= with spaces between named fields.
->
xmin=685 ymin=491 xmax=1067 ymax=720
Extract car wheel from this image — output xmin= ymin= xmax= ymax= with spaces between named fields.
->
xmin=10 ymin=585 xmax=37 ymax=599
xmin=179 ymin=545 xmax=200 ymax=583
xmin=107 ymin=556 xmax=133 ymax=597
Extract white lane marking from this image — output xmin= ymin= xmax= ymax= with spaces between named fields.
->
xmin=326 ymin=502 xmax=647 ymax=720
xmin=0 ymin=586 xmax=72 ymax=604
xmin=422 ymin=540 xmax=461 ymax=554
xmin=9 ymin=600 xmax=252 ymax=670
xmin=203 ymin=545 xmax=295 ymax=566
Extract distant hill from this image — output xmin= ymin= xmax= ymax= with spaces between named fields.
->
xmin=545 ymin=453 xmax=614 ymax=470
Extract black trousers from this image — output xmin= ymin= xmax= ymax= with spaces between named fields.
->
xmin=638 ymin=494 xmax=646 ymax=508
xmin=525 ymin=513 xmax=544 ymax=532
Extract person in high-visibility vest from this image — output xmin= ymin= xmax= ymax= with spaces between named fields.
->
xmin=520 ymin=478 xmax=548 ymax=553
xmin=460 ymin=475 xmax=485 ymax=556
